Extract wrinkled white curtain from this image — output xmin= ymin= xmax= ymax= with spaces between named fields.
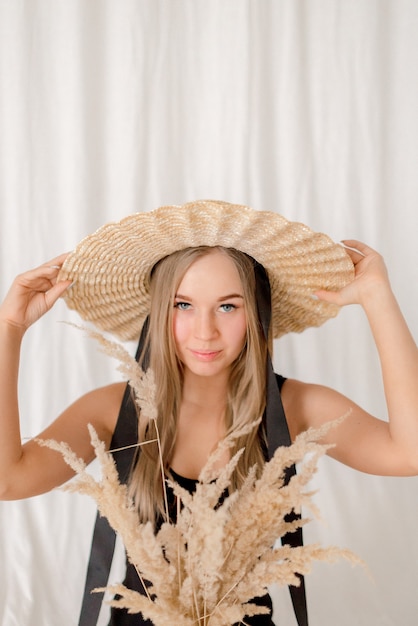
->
xmin=1 ymin=1 xmax=418 ymax=625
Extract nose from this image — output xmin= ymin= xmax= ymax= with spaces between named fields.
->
xmin=194 ymin=311 xmax=218 ymax=341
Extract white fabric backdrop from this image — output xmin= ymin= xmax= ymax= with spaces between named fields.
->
xmin=1 ymin=1 xmax=418 ymax=624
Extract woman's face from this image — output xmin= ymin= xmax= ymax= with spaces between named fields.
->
xmin=172 ymin=250 xmax=248 ymax=381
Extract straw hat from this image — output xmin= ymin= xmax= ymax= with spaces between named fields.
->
xmin=58 ymin=200 xmax=354 ymax=340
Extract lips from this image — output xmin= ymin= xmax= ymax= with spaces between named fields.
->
xmin=189 ymin=349 xmax=222 ymax=361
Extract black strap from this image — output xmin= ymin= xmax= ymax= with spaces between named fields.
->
xmin=257 ymin=262 xmax=308 ymax=626
xmin=78 ymin=324 xmax=146 ymax=626
xmin=266 ymin=364 xmax=307 ymax=626
xmin=78 ymin=383 xmax=139 ymax=625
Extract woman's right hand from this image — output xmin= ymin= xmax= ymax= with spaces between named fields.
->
xmin=0 ymin=253 xmax=72 ymax=334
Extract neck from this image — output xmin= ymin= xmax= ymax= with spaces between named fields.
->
xmin=181 ymin=370 xmax=229 ymax=416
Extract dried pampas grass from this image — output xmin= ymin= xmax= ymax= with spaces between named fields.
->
xmin=38 ymin=330 xmax=359 ymax=626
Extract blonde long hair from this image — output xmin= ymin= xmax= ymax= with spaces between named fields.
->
xmin=128 ymin=246 xmax=270 ymax=524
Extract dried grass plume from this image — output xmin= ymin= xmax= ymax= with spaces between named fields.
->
xmin=38 ymin=331 xmax=360 ymax=626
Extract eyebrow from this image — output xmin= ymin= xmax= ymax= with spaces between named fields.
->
xmin=175 ymin=293 xmax=244 ymax=301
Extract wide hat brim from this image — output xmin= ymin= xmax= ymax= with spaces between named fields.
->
xmin=58 ymin=200 xmax=354 ymax=340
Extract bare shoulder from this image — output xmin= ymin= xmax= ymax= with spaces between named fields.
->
xmin=280 ymin=377 xmax=354 ymax=439
xmin=31 ymin=381 xmax=128 ymax=461
xmin=279 ymin=376 xmax=418 ymax=476
xmin=75 ymin=380 xmax=127 ymax=412
xmin=62 ymin=381 xmax=128 ymax=445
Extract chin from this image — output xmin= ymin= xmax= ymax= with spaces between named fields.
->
xmin=184 ymin=361 xmax=231 ymax=380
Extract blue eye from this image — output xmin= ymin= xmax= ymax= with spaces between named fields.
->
xmin=175 ymin=301 xmax=191 ymax=310
xmin=220 ymin=303 xmax=236 ymax=313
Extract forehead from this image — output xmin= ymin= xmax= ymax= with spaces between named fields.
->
xmin=177 ymin=250 xmax=244 ymax=292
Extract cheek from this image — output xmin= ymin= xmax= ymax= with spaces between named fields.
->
xmin=230 ymin=313 xmax=248 ymax=349
xmin=172 ymin=313 xmax=189 ymax=346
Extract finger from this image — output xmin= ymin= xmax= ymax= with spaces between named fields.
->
xmin=340 ymin=241 xmax=372 ymax=265
xmin=18 ymin=254 xmax=70 ymax=280
xmin=19 ymin=265 xmax=63 ymax=286
xmin=341 ymin=240 xmax=377 ymax=255
xmin=44 ymin=252 xmax=71 ymax=270
xmin=44 ymin=280 xmax=72 ymax=309
xmin=314 ymin=289 xmax=343 ymax=306
xmin=19 ymin=254 xmax=71 ymax=284
xmin=342 ymin=247 xmax=364 ymax=265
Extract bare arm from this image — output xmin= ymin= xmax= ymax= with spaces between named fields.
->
xmin=0 ymin=256 xmax=124 ymax=500
xmin=0 ymin=381 xmax=126 ymax=500
xmin=282 ymin=241 xmax=418 ymax=476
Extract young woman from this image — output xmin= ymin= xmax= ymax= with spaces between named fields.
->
xmin=0 ymin=200 xmax=417 ymax=626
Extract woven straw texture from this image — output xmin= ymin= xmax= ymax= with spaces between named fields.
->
xmin=59 ymin=200 xmax=354 ymax=340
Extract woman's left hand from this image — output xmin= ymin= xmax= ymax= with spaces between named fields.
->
xmin=315 ymin=240 xmax=390 ymax=307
